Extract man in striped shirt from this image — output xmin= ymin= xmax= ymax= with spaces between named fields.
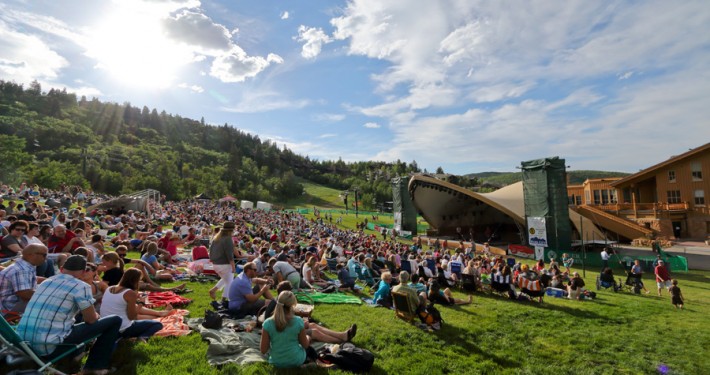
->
xmin=16 ymin=255 xmax=122 ymax=375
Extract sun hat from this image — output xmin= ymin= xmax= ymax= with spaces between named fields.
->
xmin=222 ymin=222 xmax=236 ymax=230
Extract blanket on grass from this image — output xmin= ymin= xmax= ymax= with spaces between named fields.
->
xmin=146 ymin=291 xmax=192 ymax=308
xmin=186 ymin=317 xmax=325 ymax=366
xmin=153 ymin=309 xmax=191 ymax=337
xmin=297 ymin=292 xmax=362 ymax=305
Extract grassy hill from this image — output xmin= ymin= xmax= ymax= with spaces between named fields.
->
xmin=282 ymin=179 xmax=346 ymax=209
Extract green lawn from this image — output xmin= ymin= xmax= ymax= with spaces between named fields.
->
xmin=73 ymin=259 xmax=709 ymax=375
xmin=3 ymin=209 xmax=708 ymax=374
xmin=283 ymin=180 xmax=346 ymax=209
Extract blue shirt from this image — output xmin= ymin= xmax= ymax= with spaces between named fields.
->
xmin=16 ymin=273 xmax=94 ymax=356
xmin=228 ymin=272 xmax=253 ymax=310
xmin=373 ymin=280 xmax=391 ymax=304
xmin=262 ymin=315 xmax=306 ymax=368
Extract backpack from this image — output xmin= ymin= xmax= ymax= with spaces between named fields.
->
xmin=321 ymin=343 xmax=375 ymax=373
xmin=418 ymin=303 xmax=443 ymax=329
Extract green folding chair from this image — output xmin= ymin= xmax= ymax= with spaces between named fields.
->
xmin=0 ymin=314 xmax=98 ymax=375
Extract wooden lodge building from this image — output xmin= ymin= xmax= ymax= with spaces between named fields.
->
xmin=567 ymin=142 xmax=710 ymax=241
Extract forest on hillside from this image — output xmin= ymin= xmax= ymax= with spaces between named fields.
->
xmin=0 ymin=80 xmax=462 ymax=207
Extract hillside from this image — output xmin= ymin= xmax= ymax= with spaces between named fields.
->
xmin=0 ymin=80 xmax=419 ymax=207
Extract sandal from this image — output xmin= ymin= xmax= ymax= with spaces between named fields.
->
xmin=346 ymin=323 xmax=357 ymax=341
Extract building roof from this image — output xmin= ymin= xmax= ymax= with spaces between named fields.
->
xmin=610 ymin=142 xmax=710 ymax=187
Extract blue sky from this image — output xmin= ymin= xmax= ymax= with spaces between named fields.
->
xmin=1 ymin=0 xmax=709 ymax=175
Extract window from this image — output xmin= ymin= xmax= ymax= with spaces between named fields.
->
xmin=601 ymin=190 xmax=610 ymax=204
xmin=668 ymin=170 xmax=676 ymax=182
xmin=667 ymin=190 xmax=682 ymax=204
xmin=695 ymin=190 xmax=705 ymax=206
xmin=576 ymin=196 xmax=582 ymax=205
xmin=610 ymin=189 xmax=618 ymax=204
xmin=593 ymin=190 xmax=601 ymax=205
xmin=691 ymin=162 xmax=702 ymax=181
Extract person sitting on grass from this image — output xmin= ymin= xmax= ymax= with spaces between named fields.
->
xmin=360 ymin=257 xmax=378 ymax=287
xmin=373 ymin=271 xmax=393 ymax=307
xmin=99 ymin=268 xmax=168 ymax=341
xmin=261 ymin=281 xmax=357 ymax=344
xmin=567 ymin=272 xmax=586 ymax=300
xmin=269 ymin=258 xmax=301 ymax=291
xmin=260 ymin=290 xmax=312 ymax=368
xmin=302 ymin=255 xmax=328 ymax=289
xmin=140 ymin=242 xmax=179 ymax=281
xmin=427 ymin=279 xmax=472 ymax=306
xmin=337 ymin=263 xmax=357 ymax=291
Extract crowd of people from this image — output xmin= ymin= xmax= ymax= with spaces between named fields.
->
xmin=0 ymin=182 xmax=687 ymax=372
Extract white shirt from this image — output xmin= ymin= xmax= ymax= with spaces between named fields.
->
xmin=601 ymin=250 xmax=610 ymax=261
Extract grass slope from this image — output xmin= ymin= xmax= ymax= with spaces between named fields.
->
xmin=283 ymin=180 xmax=345 ymax=209
xmin=3 ymin=212 xmax=707 ymax=375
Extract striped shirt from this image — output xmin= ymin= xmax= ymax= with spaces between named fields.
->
xmin=16 ymin=273 xmax=94 ymax=356
xmin=0 ymin=258 xmax=36 ymax=311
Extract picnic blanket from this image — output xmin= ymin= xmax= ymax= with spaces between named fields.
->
xmin=298 ymin=292 xmax=362 ymax=305
xmin=187 ymin=317 xmax=326 ymax=366
xmin=146 ymin=291 xmax=192 ymax=308
xmin=153 ymin=309 xmax=191 ymax=337
xmin=186 ymin=317 xmax=266 ymax=366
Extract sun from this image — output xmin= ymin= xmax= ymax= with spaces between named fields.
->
xmin=86 ymin=7 xmax=193 ymax=89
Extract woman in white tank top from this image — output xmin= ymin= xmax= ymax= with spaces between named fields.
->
xmin=100 ymin=268 xmax=172 ymax=340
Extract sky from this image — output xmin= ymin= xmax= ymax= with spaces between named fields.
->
xmin=1 ymin=0 xmax=709 ymax=175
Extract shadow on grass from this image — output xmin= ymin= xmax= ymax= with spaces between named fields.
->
xmin=112 ymin=341 xmax=151 ymax=374
xmin=431 ymin=327 xmax=521 ymax=369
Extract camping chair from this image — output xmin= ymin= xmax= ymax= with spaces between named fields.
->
xmin=449 ymin=262 xmax=462 ymax=280
xmin=0 ymin=315 xmax=99 ymax=375
xmin=460 ymin=273 xmax=477 ymax=292
xmin=391 ymin=291 xmax=416 ymax=323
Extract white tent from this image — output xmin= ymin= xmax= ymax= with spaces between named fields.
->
xmin=240 ymin=200 xmax=254 ymax=209
xmin=256 ymin=201 xmax=272 ymax=211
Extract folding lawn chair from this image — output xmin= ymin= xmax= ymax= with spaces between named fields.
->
xmin=400 ymin=260 xmax=412 ymax=274
xmin=0 ymin=315 xmax=99 ymax=375
xmin=391 ymin=291 xmax=416 ymax=323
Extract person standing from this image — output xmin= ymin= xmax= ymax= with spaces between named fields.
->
xmin=600 ymin=248 xmax=611 ymax=271
xmin=16 ymin=255 xmax=122 ymax=375
xmin=669 ymin=279 xmax=684 ymax=309
xmin=208 ymin=222 xmax=237 ymax=301
xmin=654 ymin=260 xmax=672 ymax=296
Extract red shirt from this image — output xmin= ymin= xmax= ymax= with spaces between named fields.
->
xmin=655 ymin=265 xmax=671 ymax=282
xmin=48 ymin=230 xmax=79 ymax=253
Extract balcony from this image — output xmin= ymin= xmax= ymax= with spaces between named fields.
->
xmin=592 ymin=202 xmax=691 ymax=218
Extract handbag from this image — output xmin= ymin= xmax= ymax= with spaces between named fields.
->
xmin=202 ymin=310 xmax=223 ymax=329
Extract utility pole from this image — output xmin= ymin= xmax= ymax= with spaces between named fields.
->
xmin=354 ymin=189 xmax=359 ymax=218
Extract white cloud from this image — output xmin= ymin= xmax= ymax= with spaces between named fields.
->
xmin=296 ymin=25 xmax=332 ymax=59
xmin=281 ymin=11 xmax=289 ymax=20
xmin=0 ymin=23 xmax=68 ymax=82
xmin=210 ymin=47 xmax=283 ymax=83
xmin=618 ymin=71 xmax=634 ymax=80
xmin=222 ymin=89 xmax=309 ymax=113
xmin=162 ymin=11 xmax=233 ymax=55
xmin=313 ymin=113 xmax=346 ymax=122
xmin=178 ymin=83 xmax=204 ymax=93
xmin=363 ymin=122 xmax=380 ymax=129
xmin=319 ymin=133 xmax=337 ymax=138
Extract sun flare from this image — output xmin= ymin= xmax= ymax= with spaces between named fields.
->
xmin=86 ymin=8 xmax=193 ymax=88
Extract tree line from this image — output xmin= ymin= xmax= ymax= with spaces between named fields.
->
xmin=0 ymin=80 xmax=452 ymax=207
